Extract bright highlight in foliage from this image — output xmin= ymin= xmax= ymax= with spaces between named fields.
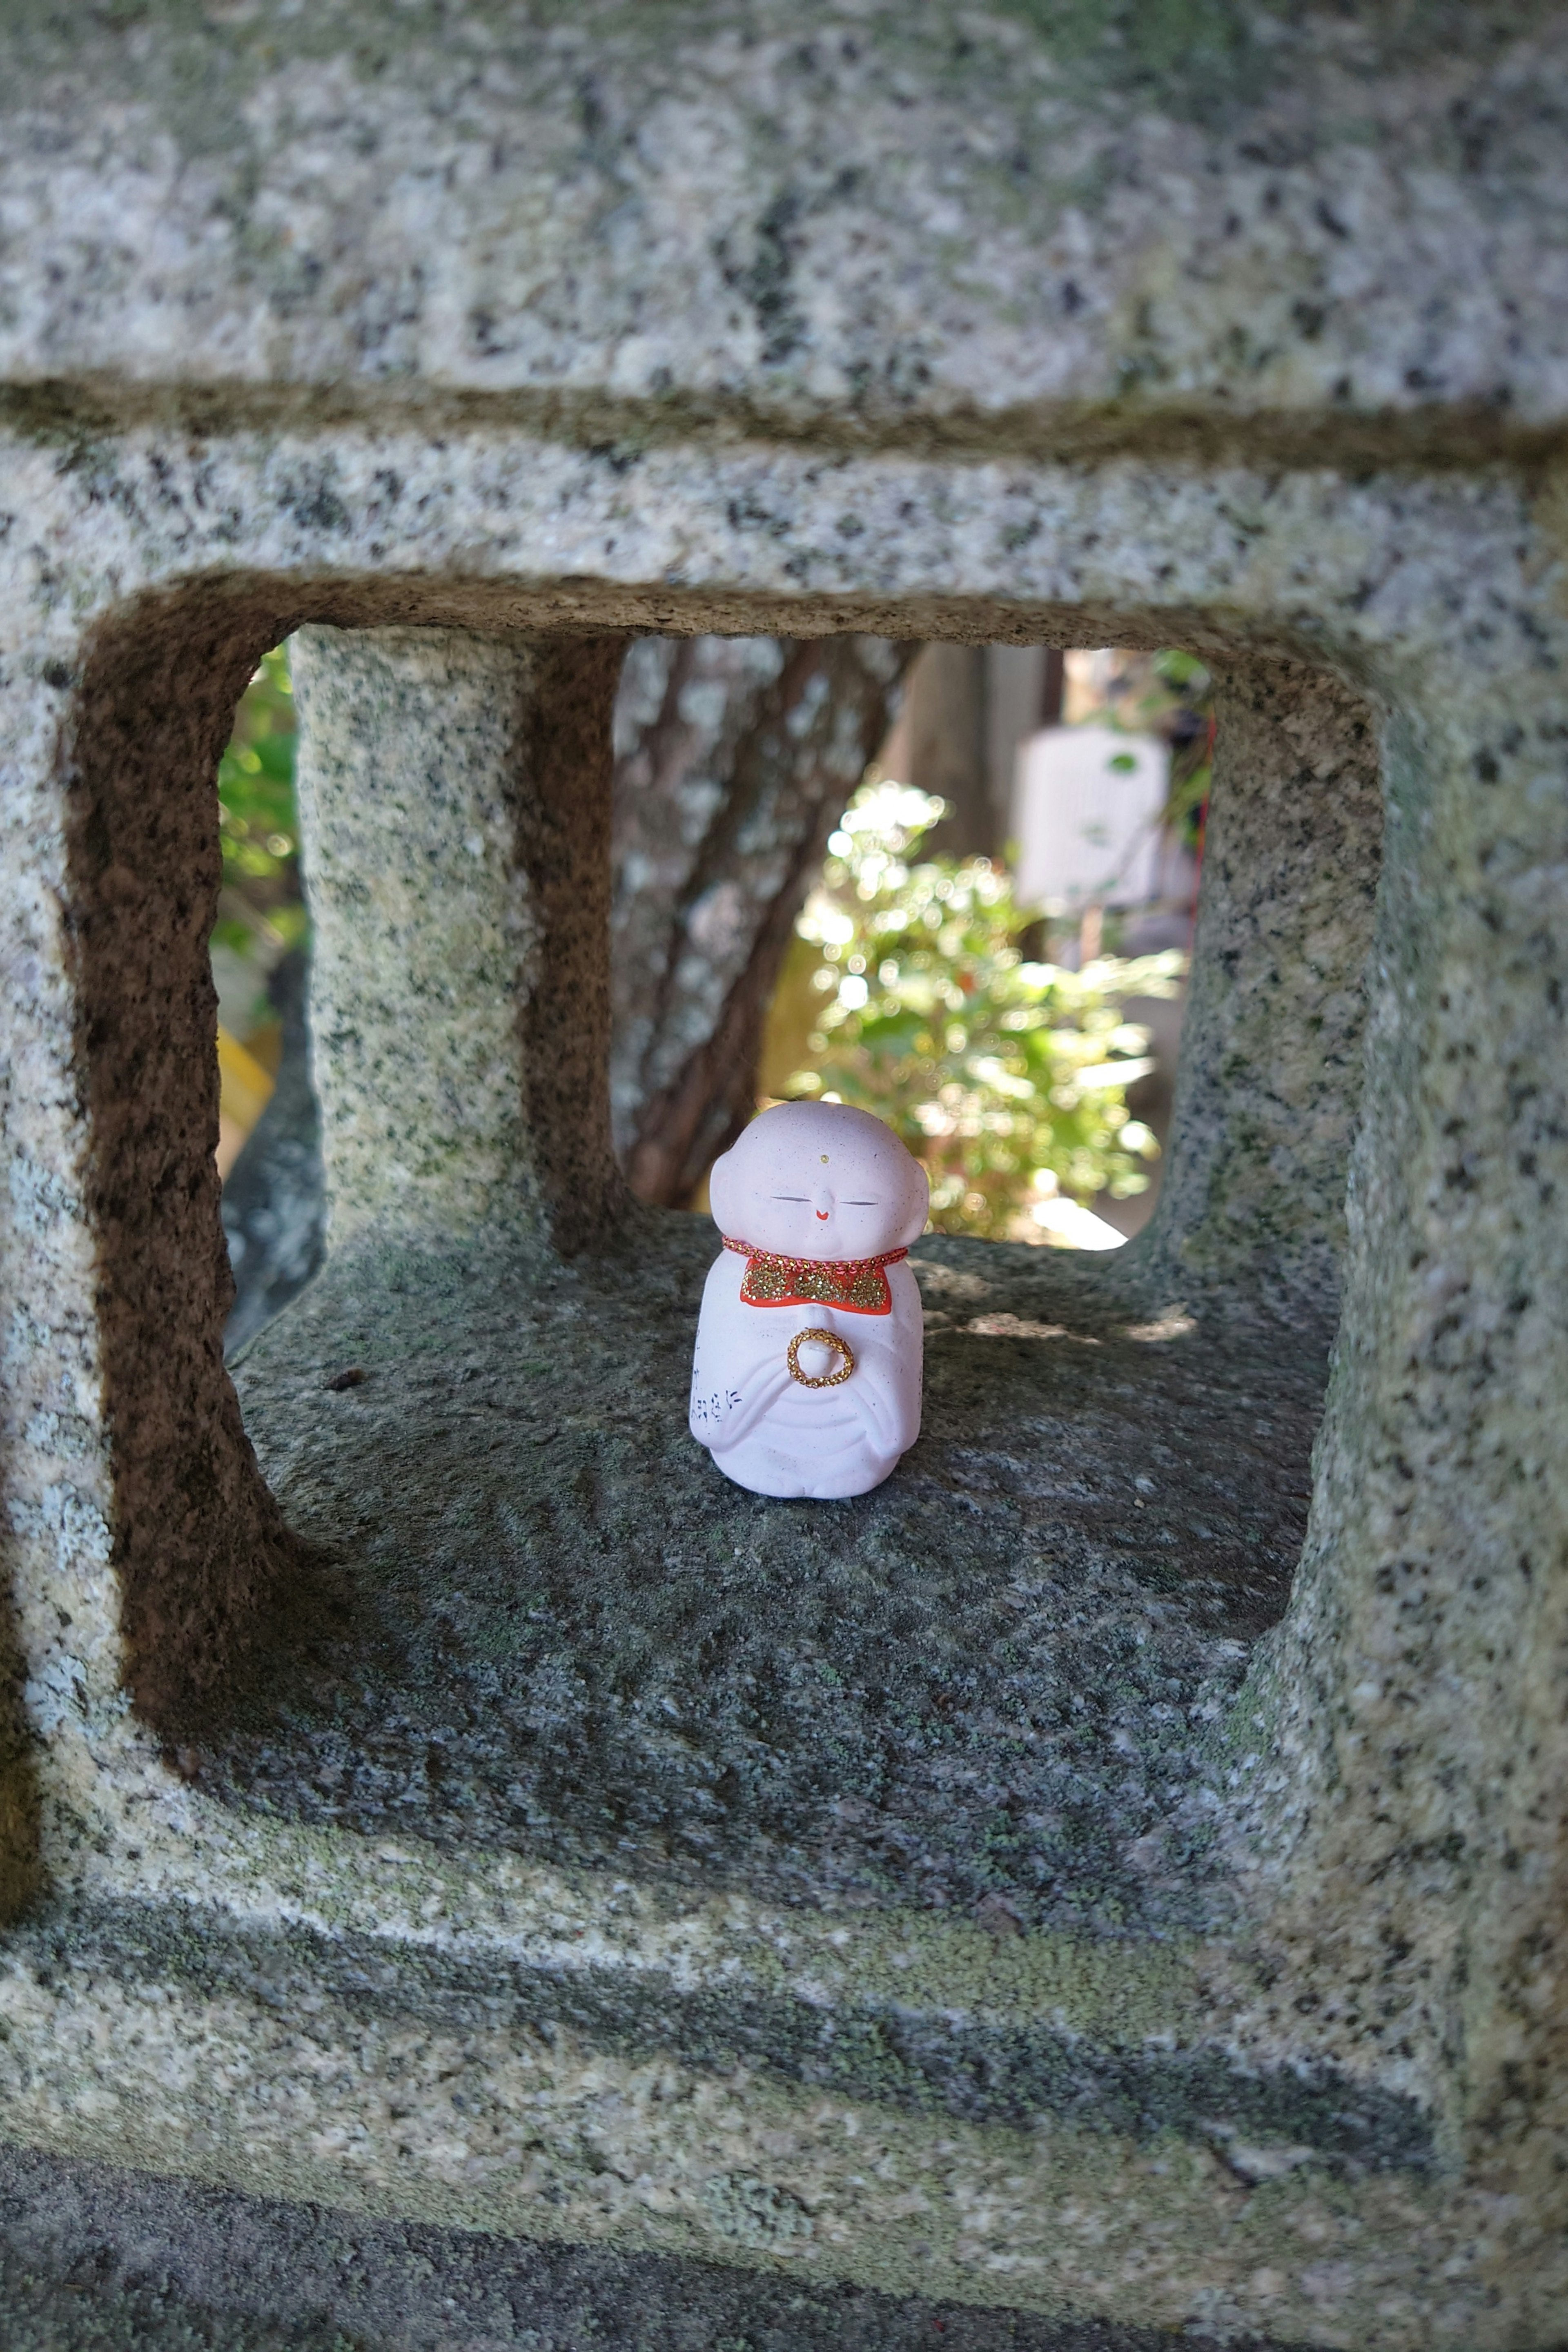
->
xmin=786 ymin=780 xmax=1184 ymax=1241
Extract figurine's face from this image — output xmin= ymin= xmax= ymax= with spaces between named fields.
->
xmin=709 ymin=1102 xmax=929 ymax=1261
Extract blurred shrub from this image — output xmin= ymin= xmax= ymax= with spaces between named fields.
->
xmin=213 ymin=645 xmax=306 ymax=956
xmin=784 ymin=780 xmax=1183 ymax=1240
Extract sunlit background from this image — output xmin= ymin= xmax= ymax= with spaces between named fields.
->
xmin=213 ymin=639 xmax=1212 ymax=1348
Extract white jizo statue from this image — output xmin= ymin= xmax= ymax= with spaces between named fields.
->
xmin=689 ymin=1100 xmax=929 ymax=1499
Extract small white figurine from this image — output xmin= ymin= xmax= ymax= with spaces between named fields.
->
xmin=689 ymin=1100 xmax=929 ymax=1499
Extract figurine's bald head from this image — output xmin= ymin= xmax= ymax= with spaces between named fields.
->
xmin=710 ymin=1101 xmax=929 ymax=1261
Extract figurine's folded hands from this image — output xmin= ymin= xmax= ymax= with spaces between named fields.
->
xmin=703 ymin=1347 xmax=799 ymax=1449
xmin=693 ymin=1312 xmax=910 ymax=1460
xmin=821 ymin=1327 xmax=909 ymax=1450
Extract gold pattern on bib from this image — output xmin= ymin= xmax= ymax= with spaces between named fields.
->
xmin=722 ymin=1238 xmax=906 ymax=1316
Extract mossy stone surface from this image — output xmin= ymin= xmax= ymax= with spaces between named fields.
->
xmin=214 ymin=1224 xmax=1319 ymax=1940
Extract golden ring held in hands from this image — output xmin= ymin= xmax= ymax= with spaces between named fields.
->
xmin=786 ymin=1327 xmax=857 ymax=1388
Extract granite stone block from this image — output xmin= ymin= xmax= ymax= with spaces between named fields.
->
xmin=0 ymin=5 xmax=1565 ymax=2343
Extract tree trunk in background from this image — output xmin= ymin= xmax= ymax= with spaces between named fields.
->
xmin=611 ymin=634 xmax=913 ymax=1207
xmin=893 ymin=644 xmax=987 ymax=860
xmin=881 ymin=644 xmax=1060 ymax=864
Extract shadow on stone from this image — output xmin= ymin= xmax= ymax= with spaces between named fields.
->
xmin=222 ymin=950 xmax=325 ymax=1360
xmin=0 ymin=2139 xmax=1320 ymax=2352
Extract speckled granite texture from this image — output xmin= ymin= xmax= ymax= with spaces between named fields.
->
xmin=1 ymin=2 xmax=1567 ymax=441
xmin=1 ymin=3 xmax=1568 ymax=2346
xmin=291 ymin=625 xmax=628 ymax=1254
xmin=0 ymin=2141 xmax=1314 ymax=2352
xmin=216 ymin=1230 xmax=1313 ymax=1944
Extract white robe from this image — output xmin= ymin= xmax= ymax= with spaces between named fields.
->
xmin=689 ymin=1250 xmax=924 ymax=1499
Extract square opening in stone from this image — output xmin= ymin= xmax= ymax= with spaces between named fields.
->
xmin=181 ymin=621 xmax=1383 ymax=1944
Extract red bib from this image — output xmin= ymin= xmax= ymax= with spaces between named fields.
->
xmin=722 ymin=1237 xmax=907 ymax=1316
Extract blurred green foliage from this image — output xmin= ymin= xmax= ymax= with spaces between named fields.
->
xmin=213 ymin=645 xmax=305 ymax=957
xmin=209 ymin=640 xmax=1197 ymax=1240
xmin=786 ymin=780 xmax=1184 ymax=1241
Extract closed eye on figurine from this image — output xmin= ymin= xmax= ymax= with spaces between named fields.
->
xmin=772 ymin=1193 xmax=810 ymax=1202
xmin=842 ymin=1198 xmax=879 ymax=1206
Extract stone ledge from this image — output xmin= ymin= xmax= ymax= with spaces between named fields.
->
xmin=3 ymin=377 xmax=1560 ymax=474
xmin=0 ymin=1893 xmax=1441 ymax=2343
xmin=0 ymin=2139 xmax=1313 ymax=2352
xmin=2 ymin=2 xmax=1565 ymax=429
xmin=205 ymin=1222 xmax=1324 ymax=1941
xmin=16 ymin=1895 xmax=1431 ymax=2172
xmin=0 ymin=1221 xmax=1448 ymax=2332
